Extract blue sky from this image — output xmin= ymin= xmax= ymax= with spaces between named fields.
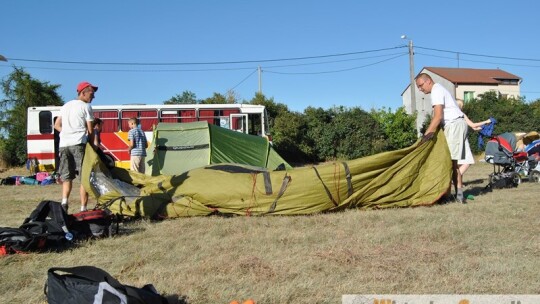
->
xmin=1 ymin=1 xmax=539 ymax=113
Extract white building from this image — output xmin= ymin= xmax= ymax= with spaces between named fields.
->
xmin=402 ymin=67 xmax=521 ymax=130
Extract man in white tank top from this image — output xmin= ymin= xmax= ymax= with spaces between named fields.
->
xmin=416 ymin=73 xmax=467 ymax=203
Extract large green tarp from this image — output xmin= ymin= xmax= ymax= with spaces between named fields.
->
xmin=82 ymin=130 xmax=452 ymax=218
xmin=146 ymin=121 xmax=291 ymax=176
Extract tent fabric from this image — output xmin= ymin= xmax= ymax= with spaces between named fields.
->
xmin=145 ymin=121 xmax=291 ymax=176
xmin=82 ymin=129 xmax=452 ymax=218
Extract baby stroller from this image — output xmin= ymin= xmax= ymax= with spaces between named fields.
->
xmin=524 ymin=137 xmax=540 ymax=183
xmin=484 ymin=132 xmax=538 ymax=189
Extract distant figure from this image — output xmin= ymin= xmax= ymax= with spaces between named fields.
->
xmin=127 ymin=117 xmax=148 ymax=173
xmin=54 ymin=81 xmax=98 ymax=213
xmin=92 ymin=117 xmax=103 ymax=148
xmin=416 ymin=73 xmax=467 ymax=203
xmin=456 ymin=99 xmax=492 ymax=176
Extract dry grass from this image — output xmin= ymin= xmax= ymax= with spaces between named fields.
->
xmin=1 ymin=162 xmax=539 ymax=303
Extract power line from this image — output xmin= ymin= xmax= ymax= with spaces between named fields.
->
xmin=416 ymin=46 xmax=540 ymax=62
xmin=416 ymin=52 xmax=540 ymax=68
xmin=264 ymin=53 xmax=407 ymax=75
xmin=1 ymin=52 xmax=410 ymax=73
xmin=0 ymin=64 xmax=257 ymax=72
xmin=6 ymin=46 xmax=405 ymax=66
xmin=228 ymin=68 xmax=258 ymax=91
xmin=262 ymin=52 xmax=407 ymax=69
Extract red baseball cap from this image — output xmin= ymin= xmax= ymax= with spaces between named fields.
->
xmin=76 ymin=81 xmax=98 ymax=93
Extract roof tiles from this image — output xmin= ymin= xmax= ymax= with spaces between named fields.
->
xmin=424 ymin=67 xmax=521 ymax=84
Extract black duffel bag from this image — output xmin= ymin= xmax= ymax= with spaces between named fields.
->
xmin=45 ymin=266 xmax=168 ymax=304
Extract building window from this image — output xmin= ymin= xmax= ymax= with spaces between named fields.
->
xmin=464 ymin=91 xmax=474 ymax=102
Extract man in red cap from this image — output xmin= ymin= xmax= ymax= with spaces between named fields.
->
xmin=54 ymin=81 xmax=98 ymax=213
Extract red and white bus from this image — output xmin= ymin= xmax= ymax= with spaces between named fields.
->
xmin=27 ymin=103 xmax=270 ymax=171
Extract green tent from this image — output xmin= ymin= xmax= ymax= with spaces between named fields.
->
xmin=145 ymin=121 xmax=291 ymax=176
xmin=82 ymin=130 xmax=452 ymax=218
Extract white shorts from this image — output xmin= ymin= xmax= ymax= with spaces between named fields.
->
xmin=444 ymin=118 xmax=468 ymax=161
xmin=458 ymin=138 xmax=475 ymax=165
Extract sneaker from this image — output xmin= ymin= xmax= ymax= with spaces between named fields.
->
xmin=455 ymin=193 xmax=467 ymax=204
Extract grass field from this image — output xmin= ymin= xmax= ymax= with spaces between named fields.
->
xmin=1 ymin=162 xmax=539 ymax=304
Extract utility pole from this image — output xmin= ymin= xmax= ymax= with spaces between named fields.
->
xmin=407 ymin=39 xmax=416 ymax=113
xmin=258 ymin=66 xmax=262 ymax=94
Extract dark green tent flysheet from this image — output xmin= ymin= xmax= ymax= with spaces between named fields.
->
xmin=145 ymin=121 xmax=291 ymax=176
xmin=82 ymin=130 xmax=452 ymax=218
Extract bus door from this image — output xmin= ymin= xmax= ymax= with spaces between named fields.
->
xmin=230 ymin=114 xmax=248 ymax=134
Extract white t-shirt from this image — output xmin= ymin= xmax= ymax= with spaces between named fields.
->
xmin=58 ymin=99 xmax=94 ymax=147
xmin=431 ymin=83 xmax=464 ymax=125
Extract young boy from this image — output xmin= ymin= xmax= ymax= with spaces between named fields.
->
xmin=91 ymin=117 xmax=103 ymax=148
xmin=127 ymin=117 xmax=148 ymax=173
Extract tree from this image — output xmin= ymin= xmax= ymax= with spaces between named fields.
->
xmin=201 ymin=92 xmax=229 ymax=104
xmin=163 ymin=90 xmax=198 ymax=104
xmin=327 ymin=106 xmax=386 ymax=160
xmin=302 ymin=106 xmax=386 ymax=161
xmin=272 ymin=110 xmax=312 ymax=163
xmin=303 ymin=106 xmax=333 ymax=161
xmin=248 ymin=92 xmax=289 ymax=129
xmin=225 ymin=90 xmax=239 ymax=104
xmin=370 ymin=107 xmax=417 ymax=150
xmin=0 ymin=67 xmax=63 ymax=165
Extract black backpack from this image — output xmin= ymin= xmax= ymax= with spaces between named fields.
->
xmin=22 ymin=200 xmax=72 ymax=244
xmin=0 ymin=226 xmax=47 ymax=254
xmin=45 ymin=266 xmax=169 ymax=304
xmin=0 ymin=176 xmax=17 ymax=185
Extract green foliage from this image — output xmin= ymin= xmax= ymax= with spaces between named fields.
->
xmin=163 ymin=90 xmax=199 ymax=104
xmin=201 ymin=92 xmax=231 ymax=104
xmin=0 ymin=67 xmax=63 ymax=166
xmin=248 ymin=92 xmax=289 ymax=128
xmin=271 ymin=111 xmax=312 ymax=163
xmin=302 ymin=106 xmax=386 ymax=161
xmin=250 ymin=98 xmax=416 ymax=163
xmin=303 ymin=106 xmax=332 ymax=161
xmin=530 ymin=99 xmax=540 ymax=118
xmin=370 ymin=107 xmax=417 ymax=150
xmin=164 ymin=90 xmax=240 ymax=105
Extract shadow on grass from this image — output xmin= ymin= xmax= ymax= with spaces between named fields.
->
xmin=166 ymin=295 xmax=189 ymax=304
xmin=464 ymin=178 xmax=486 ymax=186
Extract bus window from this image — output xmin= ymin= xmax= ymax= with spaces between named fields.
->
xmin=121 ymin=111 xmax=137 ymax=131
xmin=160 ymin=110 xmax=180 ymax=123
xmin=139 ymin=110 xmax=158 ymax=131
xmin=160 ymin=109 xmax=197 ymax=123
xmin=223 ymin=109 xmax=240 ymax=129
xmin=198 ymin=109 xmax=219 ymax=125
xmin=38 ymin=111 xmax=53 ymax=134
xmin=181 ymin=110 xmax=196 ymax=123
xmin=94 ymin=110 xmax=119 ymax=132
xmin=121 ymin=110 xmax=157 ymax=131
